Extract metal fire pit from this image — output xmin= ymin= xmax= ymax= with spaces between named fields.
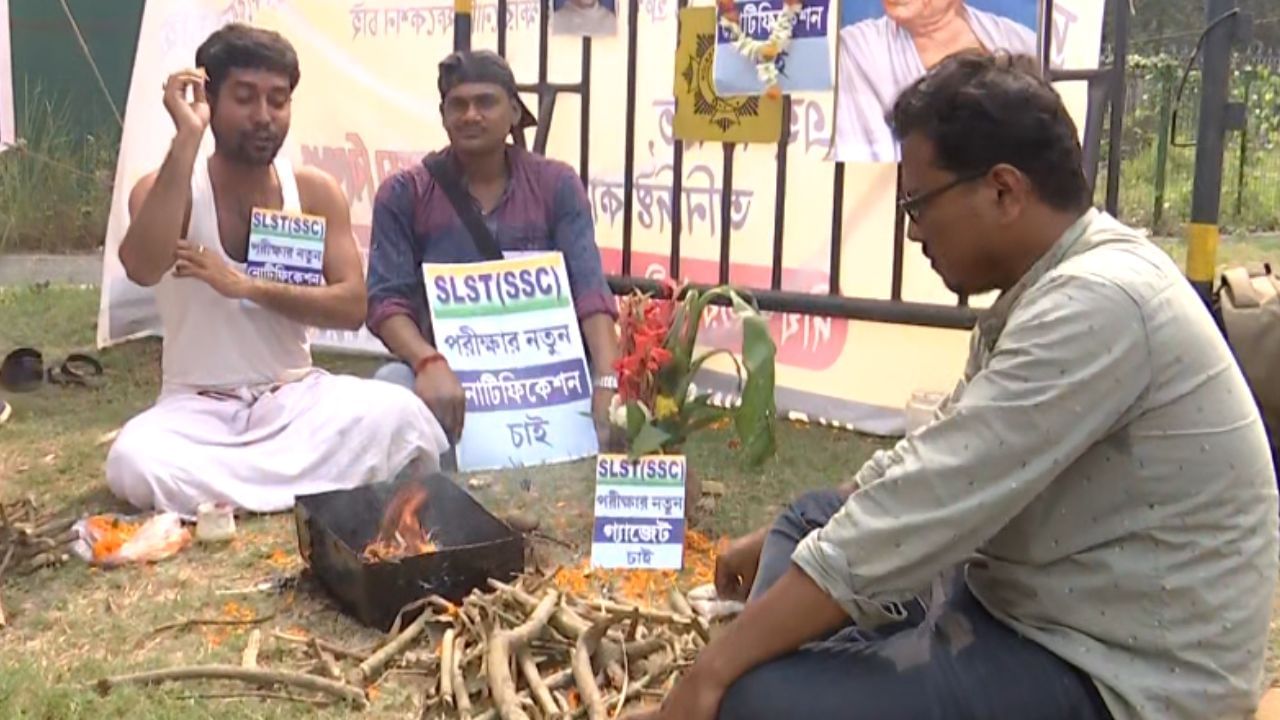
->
xmin=294 ymin=472 xmax=524 ymax=631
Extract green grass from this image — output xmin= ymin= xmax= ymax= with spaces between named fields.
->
xmin=0 ymin=84 xmax=118 ymax=254
xmin=1153 ymin=232 xmax=1280 ymax=273
xmin=0 ymin=284 xmax=881 ymax=717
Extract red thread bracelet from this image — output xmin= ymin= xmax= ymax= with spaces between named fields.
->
xmin=414 ymin=354 xmax=448 ymax=376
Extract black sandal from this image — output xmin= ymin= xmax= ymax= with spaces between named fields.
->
xmin=46 ymin=353 xmax=104 ymax=388
xmin=0 ymin=348 xmax=44 ymax=393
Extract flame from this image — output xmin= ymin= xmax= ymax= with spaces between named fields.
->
xmin=361 ymin=483 xmax=439 ymax=562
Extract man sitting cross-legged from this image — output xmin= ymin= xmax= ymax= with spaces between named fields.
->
xmin=626 ymin=52 xmax=1279 ymax=720
xmin=365 ymin=50 xmax=620 ymax=450
xmin=106 ymin=24 xmax=448 ymax=517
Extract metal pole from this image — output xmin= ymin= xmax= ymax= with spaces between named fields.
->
xmin=454 ymin=0 xmax=473 ymax=51
xmin=1186 ymin=0 xmax=1239 ymax=305
xmin=1234 ymin=71 xmax=1252 ymax=220
xmin=1104 ymin=0 xmax=1129 ymax=215
xmin=1152 ymin=66 xmax=1173 ymax=230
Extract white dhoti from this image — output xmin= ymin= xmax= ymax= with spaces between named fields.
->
xmin=106 ymin=371 xmax=449 ymax=517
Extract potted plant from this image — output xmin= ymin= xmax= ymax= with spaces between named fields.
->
xmin=609 ymin=280 xmax=778 ymax=513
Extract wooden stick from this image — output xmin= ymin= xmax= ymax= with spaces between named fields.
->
xmin=576 ymin=673 xmax=657 ymax=720
xmin=240 ymin=629 xmax=262 ymax=668
xmin=575 ymin=599 xmax=709 ymax=643
xmin=149 ymin=612 xmax=276 ymax=636
xmin=173 ymin=690 xmax=330 ymax=706
xmin=352 ymin=604 xmax=436 ymax=686
xmin=95 ymin=665 xmax=368 ymax=708
xmin=269 ymin=631 xmax=370 ymax=662
xmin=667 ymin=587 xmax=693 ymax=617
xmin=440 ymin=627 xmax=457 ymax=709
xmin=471 ymin=669 xmax=576 ymax=720
xmin=310 ymin=637 xmax=342 ymax=680
xmin=17 ymin=551 xmax=68 ymax=575
xmin=452 ymin=634 xmax=472 ymax=717
xmin=572 ymin=617 xmax=621 ymax=720
xmin=388 ymin=597 xmax=434 ymax=637
xmin=0 ymin=543 xmax=15 ymax=628
xmin=491 ymin=579 xmax=590 ymax=639
xmin=18 ymin=515 xmax=75 ymax=541
xmin=517 ymin=649 xmax=559 ymax=718
xmin=488 ymin=590 xmax=559 ymax=720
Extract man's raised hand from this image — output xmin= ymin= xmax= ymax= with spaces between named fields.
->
xmin=163 ymin=68 xmax=211 ymax=139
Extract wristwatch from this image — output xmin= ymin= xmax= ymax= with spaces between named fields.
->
xmin=595 ymin=374 xmax=618 ymax=391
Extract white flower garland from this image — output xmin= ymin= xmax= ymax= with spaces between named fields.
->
xmin=717 ymin=0 xmax=803 ymax=94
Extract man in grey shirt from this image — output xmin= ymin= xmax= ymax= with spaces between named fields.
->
xmin=625 ymin=52 xmax=1278 ymax=720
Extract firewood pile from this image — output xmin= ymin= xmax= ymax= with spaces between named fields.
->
xmin=417 ymin=576 xmax=709 ymax=719
xmin=96 ymin=572 xmax=714 ymax=717
xmin=0 ymin=498 xmax=76 ymax=627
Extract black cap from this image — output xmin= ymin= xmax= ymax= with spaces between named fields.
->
xmin=438 ymin=50 xmax=538 ymax=129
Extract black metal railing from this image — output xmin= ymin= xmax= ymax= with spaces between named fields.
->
xmin=470 ymin=0 xmax=1131 ymax=330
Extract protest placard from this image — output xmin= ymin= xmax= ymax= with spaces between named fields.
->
xmin=245 ymin=207 xmax=327 ymax=287
xmin=591 ymin=454 xmax=687 ymax=570
xmin=424 ymin=252 xmax=598 ymax=471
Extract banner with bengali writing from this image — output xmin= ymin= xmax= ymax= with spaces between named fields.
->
xmin=674 ymin=7 xmax=784 ymax=144
xmin=425 ymin=252 xmax=599 ymax=471
xmin=97 ymin=0 xmax=1104 ymax=437
xmin=0 ymin=0 xmax=13 ymax=148
xmin=713 ymin=0 xmax=833 ymax=97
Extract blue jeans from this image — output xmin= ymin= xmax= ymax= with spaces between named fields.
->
xmin=373 ymin=361 xmax=416 ymax=389
xmin=720 ymin=491 xmax=1114 ymax=720
xmin=374 ymin=362 xmax=457 ymax=471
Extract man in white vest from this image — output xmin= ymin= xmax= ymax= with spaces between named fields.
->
xmin=833 ymin=0 xmax=1037 ymax=163
xmin=105 ymin=23 xmax=449 ymax=517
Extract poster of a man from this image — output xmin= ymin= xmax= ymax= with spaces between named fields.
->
xmin=552 ymin=0 xmax=618 ymax=37
xmin=1 ymin=0 xmax=14 ymax=148
xmin=832 ymin=0 xmax=1041 ymax=163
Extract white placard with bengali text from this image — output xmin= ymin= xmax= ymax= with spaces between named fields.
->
xmin=424 ymin=251 xmax=598 ymax=472
xmin=591 ymin=454 xmax=687 ymax=570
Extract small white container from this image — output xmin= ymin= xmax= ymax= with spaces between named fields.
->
xmin=904 ymin=389 xmax=948 ymax=435
xmin=195 ymin=502 xmax=236 ymax=542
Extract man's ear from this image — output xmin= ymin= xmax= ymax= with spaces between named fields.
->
xmin=509 ymin=97 xmax=521 ymax=129
xmin=989 ymin=164 xmax=1028 ymax=222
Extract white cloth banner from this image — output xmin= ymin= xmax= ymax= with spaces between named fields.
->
xmin=0 ymin=0 xmax=14 ymax=148
xmin=96 ymin=0 xmax=1105 ymax=437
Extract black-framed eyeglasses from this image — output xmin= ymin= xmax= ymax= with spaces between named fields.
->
xmin=897 ymin=169 xmax=990 ymax=223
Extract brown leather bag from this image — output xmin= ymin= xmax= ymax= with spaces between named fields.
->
xmin=1218 ymin=263 xmax=1280 ymax=439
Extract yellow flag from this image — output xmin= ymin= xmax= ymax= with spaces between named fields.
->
xmin=673 ymin=7 xmax=783 ymax=144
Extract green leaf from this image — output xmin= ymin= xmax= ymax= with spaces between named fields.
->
xmin=732 ymin=310 xmax=778 ymax=467
xmin=629 ymin=423 xmax=673 ymax=459
xmin=626 ymin=400 xmax=647 ymax=441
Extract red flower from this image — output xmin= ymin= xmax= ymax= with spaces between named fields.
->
xmin=717 ymin=0 xmax=740 ymax=22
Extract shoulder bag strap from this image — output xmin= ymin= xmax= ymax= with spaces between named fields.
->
xmin=424 ymin=154 xmax=504 ymax=261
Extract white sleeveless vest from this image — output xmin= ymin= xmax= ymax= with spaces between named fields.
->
xmin=154 ymin=155 xmax=313 ymax=392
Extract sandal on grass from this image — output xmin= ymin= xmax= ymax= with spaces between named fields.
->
xmin=0 ymin=348 xmax=44 ymax=393
xmin=46 ymin=353 xmax=105 ymax=388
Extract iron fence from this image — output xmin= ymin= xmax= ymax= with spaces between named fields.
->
xmin=482 ymin=0 xmax=1130 ymax=330
xmin=1096 ymin=46 xmax=1280 ymax=235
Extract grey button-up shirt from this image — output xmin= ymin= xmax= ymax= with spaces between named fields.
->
xmin=792 ymin=209 xmax=1279 ymax=720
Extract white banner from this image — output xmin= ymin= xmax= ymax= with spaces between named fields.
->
xmin=97 ymin=0 xmax=1104 ymax=436
xmin=0 ymin=0 xmax=14 ymax=148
